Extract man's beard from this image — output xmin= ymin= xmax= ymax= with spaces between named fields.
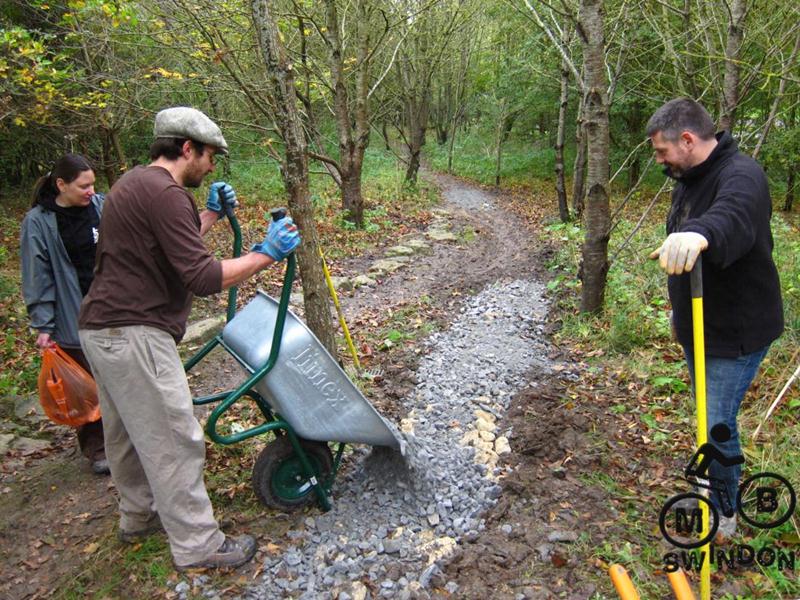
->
xmin=667 ymin=163 xmax=684 ymax=177
xmin=183 ymin=163 xmax=204 ymax=188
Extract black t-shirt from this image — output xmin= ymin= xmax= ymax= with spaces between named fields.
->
xmin=40 ymin=196 xmax=100 ymax=296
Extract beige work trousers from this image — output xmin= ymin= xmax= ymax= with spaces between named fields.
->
xmin=79 ymin=325 xmax=225 ymax=566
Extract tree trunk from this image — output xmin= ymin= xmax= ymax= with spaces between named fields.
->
xmin=555 ymin=28 xmax=571 ymax=223
xmin=294 ymin=16 xmax=342 ymax=189
xmin=682 ymin=0 xmax=698 ymax=97
xmin=494 ymin=111 xmax=503 ymax=187
xmin=99 ymin=129 xmax=116 ymax=187
xmin=252 ymin=0 xmax=337 ymax=357
xmin=435 ymin=80 xmax=448 ymax=145
xmin=110 ymin=128 xmax=127 ymax=178
xmin=323 ymin=0 xmax=370 ymax=228
xmin=577 ymin=0 xmax=610 ymax=313
xmin=447 ymin=121 xmax=458 ymax=174
xmin=627 ymin=155 xmax=640 ymax=191
xmin=446 ymin=44 xmax=471 ymax=175
xmin=382 ymin=121 xmax=391 ymax=151
xmin=623 ymin=101 xmax=644 ymax=190
xmin=398 ymin=16 xmax=438 ymax=187
xmin=405 ymin=140 xmax=423 ymax=184
xmin=572 ymin=102 xmax=587 ymax=219
xmin=403 ymin=86 xmax=430 ymax=185
xmin=785 ymin=101 xmax=797 ymax=212
xmin=404 ymin=96 xmax=428 ymax=185
xmin=341 ymin=163 xmax=365 ymax=226
xmin=719 ymin=0 xmax=746 ymax=132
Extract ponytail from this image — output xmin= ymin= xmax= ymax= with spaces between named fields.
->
xmin=31 ymin=172 xmax=57 ymax=208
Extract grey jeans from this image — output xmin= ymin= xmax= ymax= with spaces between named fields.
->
xmin=79 ymin=325 xmax=225 ymax=565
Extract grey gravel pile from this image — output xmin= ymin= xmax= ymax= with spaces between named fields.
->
xmin=208 ymin=278 xmax=553 ymax=600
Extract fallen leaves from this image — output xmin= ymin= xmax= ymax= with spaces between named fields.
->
xmin=82 ymin=542 xmax=100 ymax=555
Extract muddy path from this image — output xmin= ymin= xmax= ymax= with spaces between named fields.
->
xmin=0 ymin=172 xmax=620 ymax=599
xmin=340 ymin=173 xmax=540 ymax=313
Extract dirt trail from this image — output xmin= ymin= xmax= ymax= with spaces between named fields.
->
xmin=0 ymin=173 xmax=617 ymax=599
xmin=340 ymin=173 xmax=539 ymax=317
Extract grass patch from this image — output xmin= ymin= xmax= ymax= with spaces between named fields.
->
xmin=425 ymin=130 xmax=566 ymax=186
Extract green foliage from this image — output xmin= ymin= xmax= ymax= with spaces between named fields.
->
xmin=0 ymin=234 xmax=15 ymax=299
xmin=223 ymin=157 xmax=285 ymax=204
xmin=338 ymin=205 xmax=390 ymax=234
xmin=649 ymin=375 xmax=689 ymax=394
xmin=770 ymin=216 xmax=800 ymax=359
xmin=0 ymin=26 xmax=80 ymax=128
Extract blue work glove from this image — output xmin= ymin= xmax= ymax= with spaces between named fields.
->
xmin=206 ymin=182 xmax=238 ymax=217
xmin=251 ymin=217 xmax=301 ymax=261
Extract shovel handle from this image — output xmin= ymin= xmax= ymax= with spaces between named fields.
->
xmin=688 ymin=254 xmax=710 ymax=600
xmin=690 ymin=255 xmax=703 ymax=298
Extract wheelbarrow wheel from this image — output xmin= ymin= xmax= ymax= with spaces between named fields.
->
xmin=252 ymin=436 xmax=333 ymax=510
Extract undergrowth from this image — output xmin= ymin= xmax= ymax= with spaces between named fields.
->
xmin=541 ymin=205 xmax=800 ymax=600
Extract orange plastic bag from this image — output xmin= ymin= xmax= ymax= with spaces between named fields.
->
xmin=37 ymin=344 xmax=101 ymax=426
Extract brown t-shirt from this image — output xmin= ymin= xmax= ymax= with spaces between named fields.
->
xmin=79 ymin=166 xmax=222 ymax=341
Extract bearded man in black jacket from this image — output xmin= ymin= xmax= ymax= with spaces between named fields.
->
xmin=646 ymin=98 xmax=784 ymax=540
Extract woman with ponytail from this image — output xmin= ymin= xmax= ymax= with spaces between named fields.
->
xmin=21 ymin=154 xmax=109 ymax=475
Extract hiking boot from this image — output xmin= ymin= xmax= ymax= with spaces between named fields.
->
xmin=91 ymin=458 xmax=111 ymax=475
xmin=118 ymin=515 xmax=164 ymax=544
xmin=175 ymin=535 xmax=257 ymax=572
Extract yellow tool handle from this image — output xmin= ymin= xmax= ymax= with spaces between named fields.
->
xmin=690 ymin=257 xmax=711 ymax=600
xmin=667 ymin=569 xmax=697 ymax=600
xmin=319 ymin=248 xmax=361 ymax=370
xmin=609 ymin=564 xmax=640 ymax=600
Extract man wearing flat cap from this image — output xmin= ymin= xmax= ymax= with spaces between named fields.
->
xmin=79 ymin=107 xmax=300 ymax=570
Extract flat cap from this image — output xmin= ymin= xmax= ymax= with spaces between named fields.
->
xmin=153 ymin=107 xmax=228 ymax=154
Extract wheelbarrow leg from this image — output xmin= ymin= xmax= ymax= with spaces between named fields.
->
xmin=285 ymin=430 xmax=332 ymax=512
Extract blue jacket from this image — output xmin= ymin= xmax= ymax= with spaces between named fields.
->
xmin=20 ymin=194 xmax=105 ymax=348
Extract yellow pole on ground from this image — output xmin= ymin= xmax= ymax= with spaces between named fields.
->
xmin=690 ymin=259 xmax=711 ymax=600
xmin=667 ymin=568 xmax=698 ymax=600
xmin=609 ymin=564 xmax=641 ymax=600
xmin=319 ymin=248 xmax=361 ymax=370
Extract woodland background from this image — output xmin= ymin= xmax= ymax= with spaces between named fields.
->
xmin=1 ymin=1 xmax=799 ymax=597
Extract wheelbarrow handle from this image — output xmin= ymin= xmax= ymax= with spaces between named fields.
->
xmin=225 ymin=211 xmax=243 ymax=322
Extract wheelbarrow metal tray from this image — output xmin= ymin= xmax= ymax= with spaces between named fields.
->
xmin=222 ymin=291 xmax=401 ymax=450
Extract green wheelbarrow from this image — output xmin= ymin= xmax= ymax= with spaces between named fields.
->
xmin=184 ymin=208 xmax=402 ymax=512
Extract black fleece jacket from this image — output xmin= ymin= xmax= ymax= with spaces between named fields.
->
xmin=665 ymin=131 xmax=783 ymax=357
